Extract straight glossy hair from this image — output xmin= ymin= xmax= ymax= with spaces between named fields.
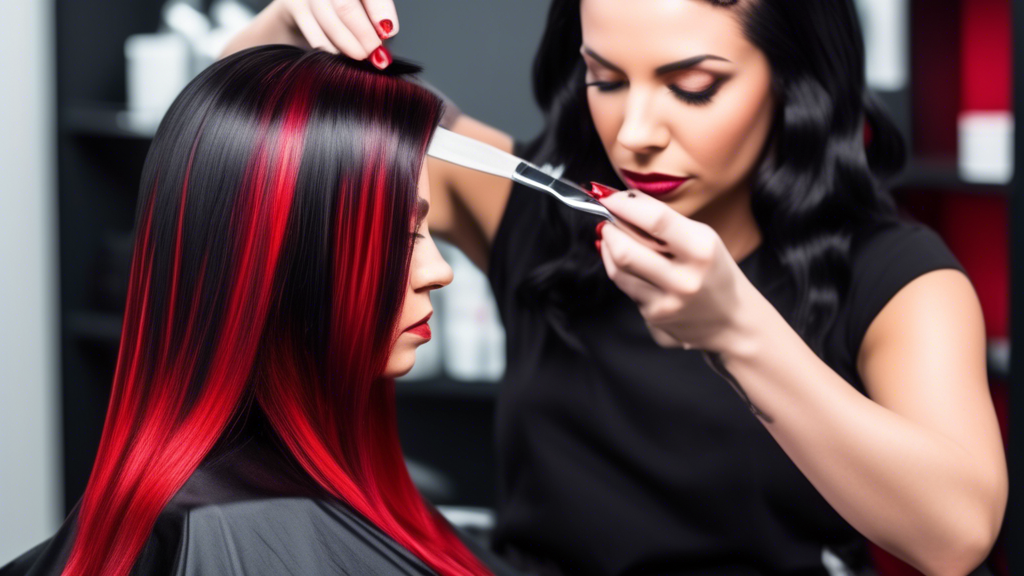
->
xmin=524 ymin=0 xmax=902 ymax=354
xmin=62 ymin=45 xmax=489 ymax=576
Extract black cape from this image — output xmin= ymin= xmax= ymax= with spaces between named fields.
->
xmin=1 ymin=432 xmax=523 ymax=576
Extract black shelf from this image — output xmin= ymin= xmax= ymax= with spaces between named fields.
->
xmin=68 ymin=309 xmax=123 ymax=342
xmin=396 ymin=377 xmax=499 ymax=399
xmin=62 ymin=102 xmax=156 ymax=139
xmin=893 ymin=158 xmax=1010 ymax=193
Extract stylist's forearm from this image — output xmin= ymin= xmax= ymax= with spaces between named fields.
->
xmin=718 ymin=293 xmax=996 ymax=576
xmin=220 ymin=1 xmax=308 ymax=59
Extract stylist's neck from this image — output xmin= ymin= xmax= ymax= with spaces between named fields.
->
xmin=689 ymin=184 xmax=762 ymax=263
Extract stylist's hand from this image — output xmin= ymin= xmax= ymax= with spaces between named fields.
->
xmin=270 ymin=0 xmax=397 ymax=67
xmin=595 ymin=188 xmax=757 ymax=354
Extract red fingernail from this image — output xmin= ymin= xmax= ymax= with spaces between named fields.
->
xmin=595 ymin=221 xmax=607 ymax=239
xmin=595 ymin=239 xmax=602 ymax=252
xmin=379 ymin=19 xmax=394 ymax=37
xmin=589 ymin=181 xmax=619 ymax=199
xmin=370 ymin=45 xmax=392 ymax=69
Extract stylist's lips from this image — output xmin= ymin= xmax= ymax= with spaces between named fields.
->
xmin=619 ymin=168 xmax=690 ymax=196
xmin=404 ymin=312 xmax=432 ymax=340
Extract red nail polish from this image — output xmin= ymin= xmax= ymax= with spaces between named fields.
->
xmin=589 ymin=182 xmax=619 ymax=199
xmin=595 ymin=221 xmax=607 ymax=239
xmin=379 ymin=19 xmax=394 ymax=36
xmin=370 ymin=45 xmax=392 ymax=70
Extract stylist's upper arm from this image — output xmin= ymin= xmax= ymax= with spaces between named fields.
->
xmin=219 ymin=0 xmax=516 ymax=273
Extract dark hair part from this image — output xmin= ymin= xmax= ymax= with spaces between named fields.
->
xmin=524 ymin=0 xmax=903 ymax=354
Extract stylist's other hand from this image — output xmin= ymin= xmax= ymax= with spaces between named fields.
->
xmin=274 ymin=0 xmax=397 ymax=68
xmin=595 ymin=187 xmax=757 ymax=354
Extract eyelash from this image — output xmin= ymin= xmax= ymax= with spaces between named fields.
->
xmin=585 ymin=80 xmax=627 ymax=93
xmin=668 ymin=83 xmax=719 ymax=106
xmin=585 ymin=80 xmax=722 ymax=106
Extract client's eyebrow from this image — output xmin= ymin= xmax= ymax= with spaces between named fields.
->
xmin=415 ymin=198 xmax=430 ymax=228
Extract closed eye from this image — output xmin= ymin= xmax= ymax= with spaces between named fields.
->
xmin=585 ymin=80 xmax=627 ymax=92
xmin=668 ymin=80 xmax=723 ymax=106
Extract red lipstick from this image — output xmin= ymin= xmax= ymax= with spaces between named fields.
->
xmin=619 ymin=168 xmax=690 ymax=196
xmin=404 ymin=312 xmax=432 ymax=340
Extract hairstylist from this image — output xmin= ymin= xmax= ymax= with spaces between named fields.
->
xmin=222 ymin=2 xmax=1007 ymax=575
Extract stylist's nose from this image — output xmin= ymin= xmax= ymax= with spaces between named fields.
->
xmin=616 ymin=90 xmax=670 ymax=154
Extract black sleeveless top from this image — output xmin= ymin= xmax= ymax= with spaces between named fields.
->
xmin=487 ymin=146 xmax=967 ymax=576
xmin=0 ymin=432 xmax=522 ymax=576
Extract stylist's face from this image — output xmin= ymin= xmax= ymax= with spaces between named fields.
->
xmin=580 ymin=0 xmax=774 ymax=217
xmin=384 ymin=163 xmax=453 ymax=378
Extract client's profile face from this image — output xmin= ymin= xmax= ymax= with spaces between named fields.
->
xmin=383 ymin=164 xmax=453 ymax=378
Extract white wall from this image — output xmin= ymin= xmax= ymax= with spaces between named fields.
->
xmin=0 ymin=0 xmax=61 ymax=565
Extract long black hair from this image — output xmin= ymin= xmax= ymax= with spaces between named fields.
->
xmin=522 ymin=0 xmax=903 ymax=354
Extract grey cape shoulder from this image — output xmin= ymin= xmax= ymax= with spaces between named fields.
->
xmin=1 ymin=498 xmax=438 ymax=576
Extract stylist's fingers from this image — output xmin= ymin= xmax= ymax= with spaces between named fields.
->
xmin=361 ymin=0 xmax=399 ymax=39
xmin=648 ymin=324 xmax=685 ymax=348
xmin=329 ymin=0 xmax=387 ymax=58
xmin=309 ymin=0 xmax=374 ymax=60
xmin=602 ymin=223 xmax=690 ymax=291
xmin=599 ymin=187 xmax=712 ymax=259
xmin=292 ymin=6 xmax=338 ymax=53
xmin=599 ymin=240 xmax=662 ymax=304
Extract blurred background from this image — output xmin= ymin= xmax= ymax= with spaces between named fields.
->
xmin=0 ymin=0 xmax=1017 ymax=574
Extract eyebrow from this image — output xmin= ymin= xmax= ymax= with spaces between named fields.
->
xmin=415 ymin=198 xmax=429 ymax=227
xmin=581 ymin=47 xmax=732 ymax=77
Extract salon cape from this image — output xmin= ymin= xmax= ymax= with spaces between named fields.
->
xmin=0 ymin=436 xmax=522 ymax=576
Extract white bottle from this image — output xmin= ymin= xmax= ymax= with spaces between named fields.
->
xmin=437 ymin=241 xmax=505 ymax=382
xmin=853 ymin=0 xmax=909 ymax=92
xmin=123 ymin=33 xmax=190 ymax=132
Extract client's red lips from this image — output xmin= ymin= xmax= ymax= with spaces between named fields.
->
xmin=404 ymin=312 xmax=432 ymax=340
xmin=619 ymin=168 xmax=690 ymax=196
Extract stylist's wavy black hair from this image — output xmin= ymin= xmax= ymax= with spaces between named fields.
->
xmin=521 ymin=0 xmax=902 ymax=354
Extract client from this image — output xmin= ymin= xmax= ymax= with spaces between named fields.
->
xmin=1 ymin=45 xmax=508 ymax=576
